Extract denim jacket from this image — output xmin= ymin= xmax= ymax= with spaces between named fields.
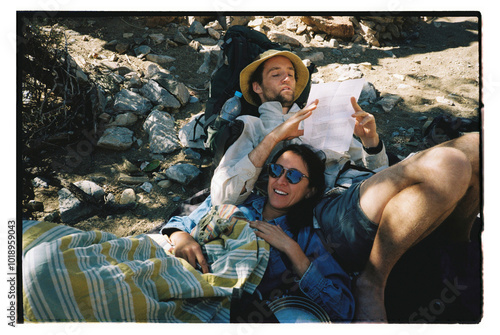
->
xmin=161 ymin=194 xmax=355 ymax=321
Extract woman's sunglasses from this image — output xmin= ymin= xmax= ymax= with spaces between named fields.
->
xmin=268 ymin=163 xmax=309 ymax=184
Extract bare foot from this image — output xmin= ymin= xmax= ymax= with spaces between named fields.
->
xmin=352 ymin=273 xmax=388 ymax=323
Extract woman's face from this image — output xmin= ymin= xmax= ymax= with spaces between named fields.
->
xmin=266 ymin=150 xmax=314 ymax=218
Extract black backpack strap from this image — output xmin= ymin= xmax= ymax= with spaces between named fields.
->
xmin=334 ymin=161 xmax=376 ymax=189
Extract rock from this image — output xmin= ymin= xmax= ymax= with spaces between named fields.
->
xmin=248 ymin=18 xmax=264 ymax=28
xmin=357 ymin=62 xmax=371 ymax=71
xmin=393 ymin=74 xmax=406 ymax=81
xmin=43 ymin=211 xmax=59 ymax=222
xmin=105 ymin=193 xmax=116 ymax=204
xmin=140 ymin=182 xmax=153 ymax=193
xmin=173 ymin=30 xmax=190 ymax=45
xmin=165 ymin=163 xmax=201 ymax=185
xmin=157 ymin=180 xmax=172 ymax=189
xmin=146 ymin=54 xmax=176 ymax=66
xmin=183 ymin=148 xmax=201 ymax=160
xmin=119 ymin=157 xmax=140 ymax=173
xmin=143 ymin=110 xmax=181 ymax=154
xmin=97 ymin=127 xmax=134 ymax=150
xmin=99 ymin=60 xmax=119 ymax=71
xmin=227 ymin=16 xmax=252 ymax=27
xmin=387 ymin=23 xmax=400 ymax=39
xmin=194 ymin=37 xmax=218 ymax=46
xmin=300 ymin=16 xmax=354 ymax=39
xmin=115 ymin=43 xmax=129 ymax=54
xmin=140 ymin=80 xmax=181 ymax=109
xmin=27 ymin=200 xmax=44 ymax=212
xmin=307 ymin=52 xmax=324 ymax=63
xmin=376 ymin=94 xmax=402 ymax=112
xmin=116 ymin=66 xmax=134 ymax=76
xmin=330 ymin=38 xmax=340 ymax=48
xmin=436 ymin=96 xmax=455 ymax=106
xmin=296 ymin=24 xmax=307 ymax=35
xmin=124 ymin=72 xmax=142 ymax=88
xmin=120 ymin=188 xmax=136 ymax=204
xmin=205 ymin=20 xmax=223 ymax=30
xmin=134 ymin=45 xmax=152 ymax=57
xmin=335 ymin=64 xmax=364 ymax=81
xmin=267 ymin=31 xmax=302 ymax=47
xmin=149 ymin=33 xmax=165 ymax=44
xmin=178 ymin=112 xmax=205 ymax=149
xmin=32 ymin=177 xmax=49 ymax=188
xmin=314 ymin=34 xmax=326 ymax=42
xmin=58 ymin=180 xmax=105 ymax=224
xmin=359 ymin=81 xmax=378 ymax=104
xmin=272 ymin=17 xmax=284 ymax=25
xmin=145 ymin=63 xmax=164 ymax=78
xmin=108 ymin=112 xmax=138 ymax=127
xmin=118 ymin=174 xmax=150 ymax=185
xmin=286 ymin=20 xmax=298 ymax=31
xmin=151 ymin=73 xmax=191 ymax=106
xmin=189 ymin=20 xmax=207 ymax=35
xmin=189 ymin=40 xmax=202 ymax=52
xmin=113 ymin=89 xmax=152 ymax=115
xmin=197 ymin=52 xmax=211 ymax=74
xmin=207 ymin=27 xmax=220 ymax=40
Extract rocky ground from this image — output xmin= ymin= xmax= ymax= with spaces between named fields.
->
xmin=22 ymin=15 xmax=480 ymax=237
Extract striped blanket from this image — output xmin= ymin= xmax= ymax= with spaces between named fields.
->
xmin=22 ymin=205 xmax=269 ymax=323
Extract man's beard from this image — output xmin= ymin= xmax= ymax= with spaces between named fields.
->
xmin=264 ymin=90 xmax=295 ymax=108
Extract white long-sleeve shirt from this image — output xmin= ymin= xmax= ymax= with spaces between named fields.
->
xmin=211 ymin=101 xmax=389 ymax=206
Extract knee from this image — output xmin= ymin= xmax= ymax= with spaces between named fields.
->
xmin=424 ymin=147 xmax=472 ymax=194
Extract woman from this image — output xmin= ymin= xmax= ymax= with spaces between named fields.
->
xmin=163 ymin=144 xmax=354 ymax=322
xmin=22 ymin=145 xmax=353 ymax=323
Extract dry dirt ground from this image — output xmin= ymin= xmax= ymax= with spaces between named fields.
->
xmin=24 ymin=15 xmax=480 ymax=237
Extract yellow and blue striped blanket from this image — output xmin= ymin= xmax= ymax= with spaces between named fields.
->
xmin=22 ymin=205 xmax=269 ymax=322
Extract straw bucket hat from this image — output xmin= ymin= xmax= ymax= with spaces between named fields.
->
xmin=239 ymin=50 xmax=309 ymax=106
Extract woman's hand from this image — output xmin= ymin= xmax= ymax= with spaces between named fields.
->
xmin=169 ymin=231 xmax=209 ymax=274
xmin=350 ymin=97 xmax=380 ymax=148
xmin=250 ymin=220 xmax=295 ymax=251
xmin=250 ymin=221 xmax=311 ymax=277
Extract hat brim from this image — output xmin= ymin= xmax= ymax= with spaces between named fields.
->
xmin=240 ymin=50 xmax=309 ymax=106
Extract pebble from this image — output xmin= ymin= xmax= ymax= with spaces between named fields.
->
xmin=120 ymin=188 xmax=136 ymax=204
xmin=32 ymin=177 xmax=49 ymax=188
xmin=158 ymin=180 xmax=172 ymax=189
xmin=140 ymin=182 xmax=153 ymax=193
xmin=97 ymin=127 xmax=135 ymax=151
xmin=27 ymin=200 xmax=44 ymax=212
xmin=165 ymin=163 xmax=201 ymax=185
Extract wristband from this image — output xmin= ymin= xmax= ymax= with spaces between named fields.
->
xmin=363 ymin=140 xmax=383 ymax=155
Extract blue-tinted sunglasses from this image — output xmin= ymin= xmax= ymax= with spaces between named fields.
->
xmin=268 ymin=163 xmax=309 ymax=184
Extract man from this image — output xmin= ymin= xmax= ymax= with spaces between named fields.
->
xmin=210 ymin=50 xmax=480 ymax=322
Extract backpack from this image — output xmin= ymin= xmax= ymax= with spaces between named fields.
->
xmin=202 ymin=25 xmax=314 ymax=169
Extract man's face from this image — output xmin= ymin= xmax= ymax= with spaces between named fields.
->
xmin=253 ymin=56 xmax=296 ymax=108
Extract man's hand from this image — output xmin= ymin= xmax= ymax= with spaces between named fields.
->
xmin=270 ymin=99 xmax=318 ymax=143
xmin=169 ymin=231 xmax=209 ymax=273
xmin=248 ymin=99 xmax=318 ymax=170
xmin=351 ymin=97 xmax=380 ymax=148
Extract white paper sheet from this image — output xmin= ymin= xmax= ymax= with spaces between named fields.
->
xmin=302 ymin=78 xmax=365 ymax=153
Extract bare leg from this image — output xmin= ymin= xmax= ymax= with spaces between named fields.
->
xmin=353 ymin=133 xmax=480 ymax=322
